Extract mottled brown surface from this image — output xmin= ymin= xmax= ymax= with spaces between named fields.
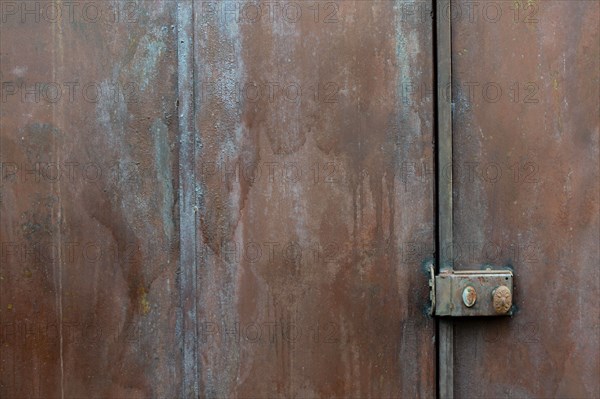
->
xmin=1 ymin=1 xmax=436 ymax=398
xmin=452 ymin=0 xmax=600 ymax=397
xmin=193 ymin=1 xmax=435 ymax=398
xmin=1 ymin=2 xmax=180 ymax=397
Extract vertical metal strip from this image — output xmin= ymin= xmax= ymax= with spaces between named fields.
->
xmin=436 ymin=0 xmax=454 ymax=398
xmin=177 ymin=1 xmax=198 ymax=397
xmin=437 ymin=0 xmax=453 ymax=268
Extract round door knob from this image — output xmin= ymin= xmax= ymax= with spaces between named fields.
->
xmin=492 ymin=285 xmax=512 ymax=314
xmin=462 ymin=286 xmax=477 ymax=307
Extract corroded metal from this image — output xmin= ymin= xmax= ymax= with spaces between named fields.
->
xmin=431 ymin=269 xmax=514 ymax=316
xmin=452 ymin=0 xmax=599 ymax=397
xmin=193 ymin=1 xmax=435 ymax=397
xmin=436 ymin=0 xmax=455 ymax=396
xmin=0 ymin=0 xmax=437 ymax=397
xmin=492 ymin=286 xmax=512 ymax=315
xmin=462 ymin=286 xmax=477 ymax=308
xmin=1 ymin=2 xmax=181 ymax=397
xmin=177 ymin=1 xmax=199 ymax=397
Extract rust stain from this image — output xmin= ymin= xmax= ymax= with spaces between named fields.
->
xmin=137 ymin=285 xmax=151 ymax=316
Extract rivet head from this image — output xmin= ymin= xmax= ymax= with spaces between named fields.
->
xmin=462 ymin=286 xmax=477 ymax=307
xmin=492 ymin=285 xmax=512 ymax=314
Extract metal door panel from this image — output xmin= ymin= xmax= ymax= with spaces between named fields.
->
xmin=1 ymin=0 xmax=437 ymax=398
xmin=451 ymin=1 xmax=599 ymax=397
xmin=191 ymin=1 xmax=435 ymax=397
xmin=1 ymin=2 xmax=180 ymax=397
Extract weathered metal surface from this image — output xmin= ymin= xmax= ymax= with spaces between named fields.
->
xmin=1 ymin=0 xmax=437 ymax=397
xmin=1 ymin=2 xmax=181 ymax=397
xmin=451 ymin=0 xmax=600 ymax=397
xmin=436 ymin=0 xmax=454 ymax=396
xmin=177 ymin=1 xmax=199 ymax=397
xmin=433 ymin=269 xmax=513 ymax=316
xmin=193 ymin=1 xmax=435 ymax=397
xmin=492 ymin=285 xmax=512 ymax=315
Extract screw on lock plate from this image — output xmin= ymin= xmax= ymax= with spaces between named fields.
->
xmin=462 ymin=286 xmax=477 ymax=307
xmin=492 ymin=285 xmax=513 ymax=314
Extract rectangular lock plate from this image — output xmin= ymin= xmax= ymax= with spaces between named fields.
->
xmin=431 ymin=268 xmax=514 ymax=317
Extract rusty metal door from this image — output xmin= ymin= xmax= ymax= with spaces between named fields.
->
xmin=0 ymin=1 xmax=181 ymax=397
xmin=186 ymin=1 xmax=436 ymax=397
xmin=2 ymin=1 xmax=599 ymax=398
xmin=447 ymin=0 xmax=600 ymax=398
xmin=1 ymin=1 xmax=436 ymax=397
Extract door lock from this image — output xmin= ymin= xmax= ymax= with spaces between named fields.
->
xmin=429 ymin=266 xmax=514 ymax=317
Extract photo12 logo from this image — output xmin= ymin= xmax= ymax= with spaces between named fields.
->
xmin=200 ymin=80 xmax=339 ymax=104
xmin=200 ymin=159 xmax=341 ymax=186
xmin=1 ymin=81 xmax=140 ymax=104
xmin=0 ymin=1 xmax=140 ymax=24
xmin=1 ymin=241 xmax=140 ymax=265
xmin=398 ymin=1 xmax=539 ymax=25
xmin=401 ymin=81 xmax=540 ymax=105
xmin=200 ymin=1 xmax=340 ymax=24
xmin=0 ymin=161 xmax=142 ymax=184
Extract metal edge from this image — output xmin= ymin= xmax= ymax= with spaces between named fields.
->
xmin=435 ymin=0 xmax=454 ymax=398
xmin=177 ymin=1 xmax=199 ymax=397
